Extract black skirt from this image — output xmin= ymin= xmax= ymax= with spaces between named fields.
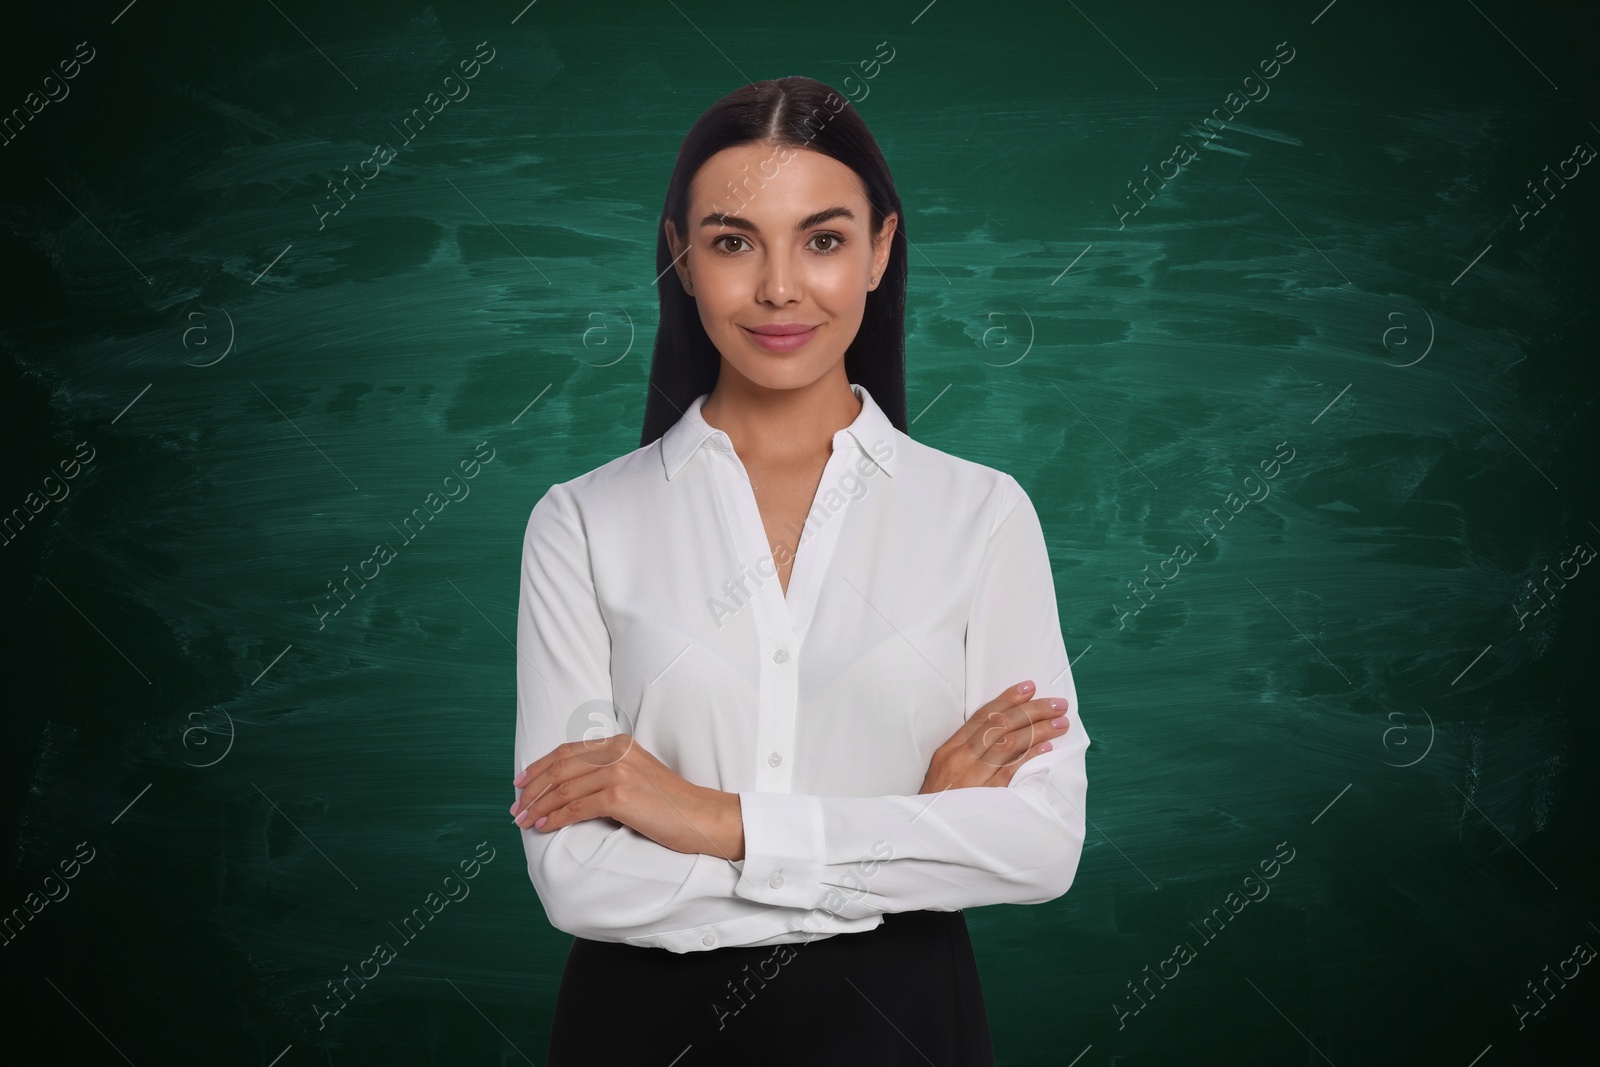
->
xmin=546 ymin=908 xmax=995 ymax=1066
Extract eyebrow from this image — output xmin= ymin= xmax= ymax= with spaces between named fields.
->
xmin=698 ymin=206 xmax=857 ymax=234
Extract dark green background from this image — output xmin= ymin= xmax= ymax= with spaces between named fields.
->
xmin=3 ymin=1 xmax=1597 ymax=1063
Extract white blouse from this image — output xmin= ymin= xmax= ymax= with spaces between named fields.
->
xmin=514 ymin=382 xmax=1090 ymax=953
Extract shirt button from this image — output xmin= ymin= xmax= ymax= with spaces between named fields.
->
xmin=768 ymin=751 xmax=782 ymax=767
xmin=769 ymin=872 xmax=785 ymax=889
xmin=701 ymin=933 xmax=716 ymax=947
xmin=772 ymin=648 xmax=789 ymax=664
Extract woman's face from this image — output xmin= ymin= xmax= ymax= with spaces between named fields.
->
xmin=665 ymin=142 xmax=897 ymax=393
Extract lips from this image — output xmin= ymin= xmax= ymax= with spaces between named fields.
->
xmin=746 ymin=323 xmax=819 ymax=336
xmin=742 ymin=323 xmax=820 ymax=353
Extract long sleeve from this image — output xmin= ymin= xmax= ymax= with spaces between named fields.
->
xmin=515 ymin=481 xmax=879 ymax=952
xmin=732 ymin=474 xmax=1091 ymax=918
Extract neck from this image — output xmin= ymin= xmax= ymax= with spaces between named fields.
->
xmin=700 ymin=370 xmax=861 ymax=466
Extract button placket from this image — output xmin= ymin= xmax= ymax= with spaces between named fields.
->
xmin=707 ymin=449 xmax=802 ymax=795
xmin=758 ymin=624 xmax=798 ymax=792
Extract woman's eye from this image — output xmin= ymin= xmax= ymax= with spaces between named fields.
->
xmin=711 ymin=232 xmax=846 ymax=255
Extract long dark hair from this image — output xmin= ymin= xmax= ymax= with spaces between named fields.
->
xmin=639 ymin=76 xmax=909 ymax=447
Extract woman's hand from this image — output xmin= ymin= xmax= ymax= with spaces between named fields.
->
xmin=511 ymin=735 xmax=745 ymax=861
xmin=919 ymin=680 xmax=1071 ymax=793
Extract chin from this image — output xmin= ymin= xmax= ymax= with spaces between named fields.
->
xmin=725 ymin=354 xmax=837 ymax=391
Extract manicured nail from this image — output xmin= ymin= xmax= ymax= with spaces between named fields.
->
xmin=1051 ymin=717 xmax=1069 ymax=729
xmin=1049 ymin=698 xmax=1067 ymax=711
xmin=534 ymin=816 xmax=548 ymax=829
xmin=509 ymin=802 xmax=519 ymax=816
xmin=1018 ymin=680 xmax=1035 ymax=694
xmin=1038 ymin=741 xmax=1053 ymax=753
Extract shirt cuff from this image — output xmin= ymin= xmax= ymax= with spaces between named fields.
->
xmin=732 ymin=791 xmax=826 ymax=909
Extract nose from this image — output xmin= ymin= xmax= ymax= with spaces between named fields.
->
xmin=756 ymin=248 xmax=800 ymax=306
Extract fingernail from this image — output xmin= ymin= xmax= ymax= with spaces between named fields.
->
xmin=509 ymin=802 xmax=519 ymax=816
xmin=1051 ymin=717 xmax=1068 ymax=729
xmin=1038 ymin=741 xmax=1053 ymax=753
xmin=534 ymin=816 xmax=548 ymax=829
xmin=1049 ymin=698 xmax=1067 ymax=711
xmin=1018 ymin=680 xmax=1035 ymax=693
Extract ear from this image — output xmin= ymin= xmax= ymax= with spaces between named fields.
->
xmin=870 ymin=212 xmax=898 ymax=290
xmin=664 ymin=218 xmax=694 ymax=294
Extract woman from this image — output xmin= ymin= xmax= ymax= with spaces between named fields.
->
xmin=510 ymin=76 xmax=1090 ymax=1065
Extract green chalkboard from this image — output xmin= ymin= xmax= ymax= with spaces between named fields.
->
xmin=2 ymin=0 xmax=1596 ymax=1063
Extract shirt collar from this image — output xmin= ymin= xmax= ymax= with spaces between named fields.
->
xmin=659 ymin=382 xmax=899 ymax=481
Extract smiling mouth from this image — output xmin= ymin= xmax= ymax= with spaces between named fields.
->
xmin=744 ymin=323 xmax=819 ymax=335
xmin=741 ymin=324 xmax=820 ymax=352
